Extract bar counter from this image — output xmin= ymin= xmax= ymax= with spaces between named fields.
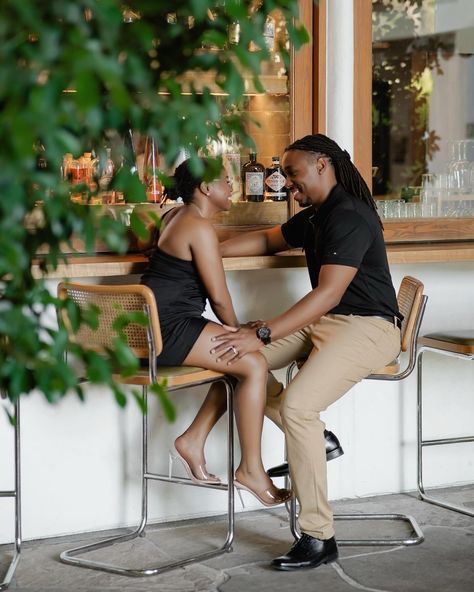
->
xmin=33 ymin=241 xmax=474 ymax=279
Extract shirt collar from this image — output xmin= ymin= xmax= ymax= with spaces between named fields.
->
xmin=309 ymin=183 xmax=344 ymax=223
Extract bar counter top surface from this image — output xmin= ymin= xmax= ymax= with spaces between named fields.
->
xmin=33 ymin=241 xmax=474 ymax=279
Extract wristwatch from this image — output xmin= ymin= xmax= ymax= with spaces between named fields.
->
xmin=256 ymin=324 xmax=272 ymax=345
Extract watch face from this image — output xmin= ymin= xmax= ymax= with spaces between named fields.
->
xmin=257 ymin=325 xmax=271 ymax=344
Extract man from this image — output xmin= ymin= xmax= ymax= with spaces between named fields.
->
xmin=213 ymin=134 xmax=402 ymax=571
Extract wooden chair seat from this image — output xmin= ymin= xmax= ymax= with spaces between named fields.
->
xmin=115 ymin=366 xmax=227 ymax=387
xmin=419 ymin=331 xmax=474 ymax=355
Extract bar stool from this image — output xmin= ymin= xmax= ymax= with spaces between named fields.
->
xmin=0 ymin=397 xmax=21 ymax=591
xmin=286 ymin=276 xmax=428 ymax=546
xmin=57 ymin=282 xmax=235 ymax=577
xmin=417 ymin=330 xmax=474 ymax=516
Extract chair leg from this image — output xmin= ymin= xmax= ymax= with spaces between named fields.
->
xmin=287 ymin=487 xmax=424 ymax=547
xmin=333 ymin=513 xmax=424 ymax=546
xmin=283 ymin=361 xmax=424 ymax=546
xmin=60 ymin=378 xmax=235 ymax=577
xmin=1 ymin=399 xmax=21 ymax=591
xmin=417 ymin=349 xmax=474 ymax=517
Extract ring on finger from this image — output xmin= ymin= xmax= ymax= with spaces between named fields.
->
xmin=230 ymin=345 xmax=238 ymax=356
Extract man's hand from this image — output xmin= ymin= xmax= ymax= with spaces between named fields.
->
xmin=210 ymin=325 xmax=262 ymax=365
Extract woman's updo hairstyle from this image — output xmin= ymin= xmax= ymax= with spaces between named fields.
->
xmin=166 ymin=157 xmax=208 ymax=204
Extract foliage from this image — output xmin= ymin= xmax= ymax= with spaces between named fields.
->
xmin=0 ymin=0 xmax=309 ymax=415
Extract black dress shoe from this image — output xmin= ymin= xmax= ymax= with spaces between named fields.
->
xmin=267 ymin=430 xmax=343 ymax=478
xmin=271 ymin=533 xmax=338 ymax=571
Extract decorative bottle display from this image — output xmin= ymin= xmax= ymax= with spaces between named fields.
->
xmin=143 ymin=136 xmax=164 ymax=203
xmin=264 ymin=156 xmax=288 ymax=201
xmin=242 ymin=152 xmax=265 ymax=202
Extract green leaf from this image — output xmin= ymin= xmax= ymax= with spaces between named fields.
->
xmin=132 ymin=389 xmax=148 ymax=414
xmin=130 ymin=208 xmax=149 ymax=240
xmin=112 ymin=384 xmax=128 ymax=408
xmin=150 ymin=380 xmax=176 ymax=422
xmin=0 ymin=0 xmax=308 ymax=412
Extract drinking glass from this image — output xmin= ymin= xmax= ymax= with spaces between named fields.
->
xmin=450 ymin=140 xmax=470 ymax=194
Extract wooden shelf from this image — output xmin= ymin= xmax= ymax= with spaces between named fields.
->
xmin=169 ymin=70 xmax=289 ymax=96
xmin=383 ymin=218 xmax=474 ymax=244
xmin=32 ymin=241 xmax=474 ymax=280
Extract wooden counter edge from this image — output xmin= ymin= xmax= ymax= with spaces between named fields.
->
xmin=33 ymin=242 xmax=474 ymax=279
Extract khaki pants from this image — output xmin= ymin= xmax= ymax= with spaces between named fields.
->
xmin=261 ymin=314 xmax=401 ymax=540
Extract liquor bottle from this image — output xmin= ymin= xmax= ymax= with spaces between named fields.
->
xmin=143 ymin=136 xmax=164 ymax=203
xmin=264 ymin=156 xmax=288 ymax=201
xmin=62 ymin=153 xmax=73 ymax=181
xmin=228 ymin=19 xmax=241 ymax=45
xmin=226 ymin=0 xmax=241 ymax=46
xmin=123 ymin=128 xmax=138 ymax=176
xmin=242 ymin=152 xmax=265 ymax=202
xmin=34 ymin=140 xmax=48 ymax=171
xmin=263 ymin=14 xmax=276 ymax=52
xmin=223 ymin=133 xmax=242 ymax=202
xmin=98 ymin=148 xmax=115 ymax=191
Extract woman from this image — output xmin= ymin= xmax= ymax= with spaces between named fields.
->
xmin=141 ymin=157 xmax=291 ymax=507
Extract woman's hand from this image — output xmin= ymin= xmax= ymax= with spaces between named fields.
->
xmin=210 ymin=325 xmax=262 ymax=365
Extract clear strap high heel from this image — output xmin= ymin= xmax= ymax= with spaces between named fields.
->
xmin=233 ymin=479 xmax=293 ymax=508
xmin=168 ymin=447 xmax=221 ymax=485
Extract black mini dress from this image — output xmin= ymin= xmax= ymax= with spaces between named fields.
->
xmin=141 ymin=246 xmax=209 ymax=366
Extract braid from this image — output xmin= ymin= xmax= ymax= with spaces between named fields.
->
xmin=286 ymin=134 xmax=382 ymax=227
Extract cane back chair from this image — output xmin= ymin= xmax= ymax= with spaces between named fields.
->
xmin=417 ymin=330 xmax=474 ymax=516
xmin=57 ymin=282 xmax=235 ymax=577
xmin=286 ymin=275 xmax=428 ymax=546
xmin=0 ymin=395 xmax=21 ymax=591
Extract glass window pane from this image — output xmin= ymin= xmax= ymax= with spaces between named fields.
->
xmin=372 ymin=0 xmax=474 ymax=210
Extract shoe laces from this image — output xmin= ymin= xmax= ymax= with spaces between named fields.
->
xmin=291 ymin=533 xmax=314 ymax=552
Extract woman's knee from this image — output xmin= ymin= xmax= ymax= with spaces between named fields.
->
xmin=233 ymin=351 xmax=268 ymax=380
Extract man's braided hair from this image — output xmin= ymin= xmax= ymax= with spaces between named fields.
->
xmin=286 ymin=134 xmax=382 ymax=227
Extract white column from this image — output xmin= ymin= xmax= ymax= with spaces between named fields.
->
xmin=326 ymin=0 xmax=354 ymax=156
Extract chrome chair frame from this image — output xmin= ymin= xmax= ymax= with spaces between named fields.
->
xmin=0 ymin=399 xmax=21 ymax=590
xmin=57 ymin=283 xmax=235 ymax=577
xmin=417 ymin=340 xmax=474 ymax=517
xmin=286 ymin=276 xmax=428 ymax=546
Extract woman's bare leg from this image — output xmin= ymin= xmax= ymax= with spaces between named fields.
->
xmin=174 ymin=382 xmax=227 ymax=481
xmin=176 ymin=322 xmax=285 ymax=498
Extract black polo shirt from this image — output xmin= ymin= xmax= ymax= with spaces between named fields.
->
xmin=281 ymin=184 xmax=400 ymax=319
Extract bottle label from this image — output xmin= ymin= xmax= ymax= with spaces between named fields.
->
xmin=245 ymin=172 xmax=264 ymax=195
xmin=265 ymin=170 xmax=286 ymax=192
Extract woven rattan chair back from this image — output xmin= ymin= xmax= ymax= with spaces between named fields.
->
xmin=398 ymin=275 xmax=424 ymax=353
xmin=58 ymin=283 xmax=162 ymax=360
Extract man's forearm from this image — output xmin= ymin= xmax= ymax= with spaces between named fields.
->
xmin=220 ymin=225 xmax=287 ymax=257
xmin=220 ymin=229 xmax=272 ymax=257
xmin=266 ymin=286 xmax=340 ymax=341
